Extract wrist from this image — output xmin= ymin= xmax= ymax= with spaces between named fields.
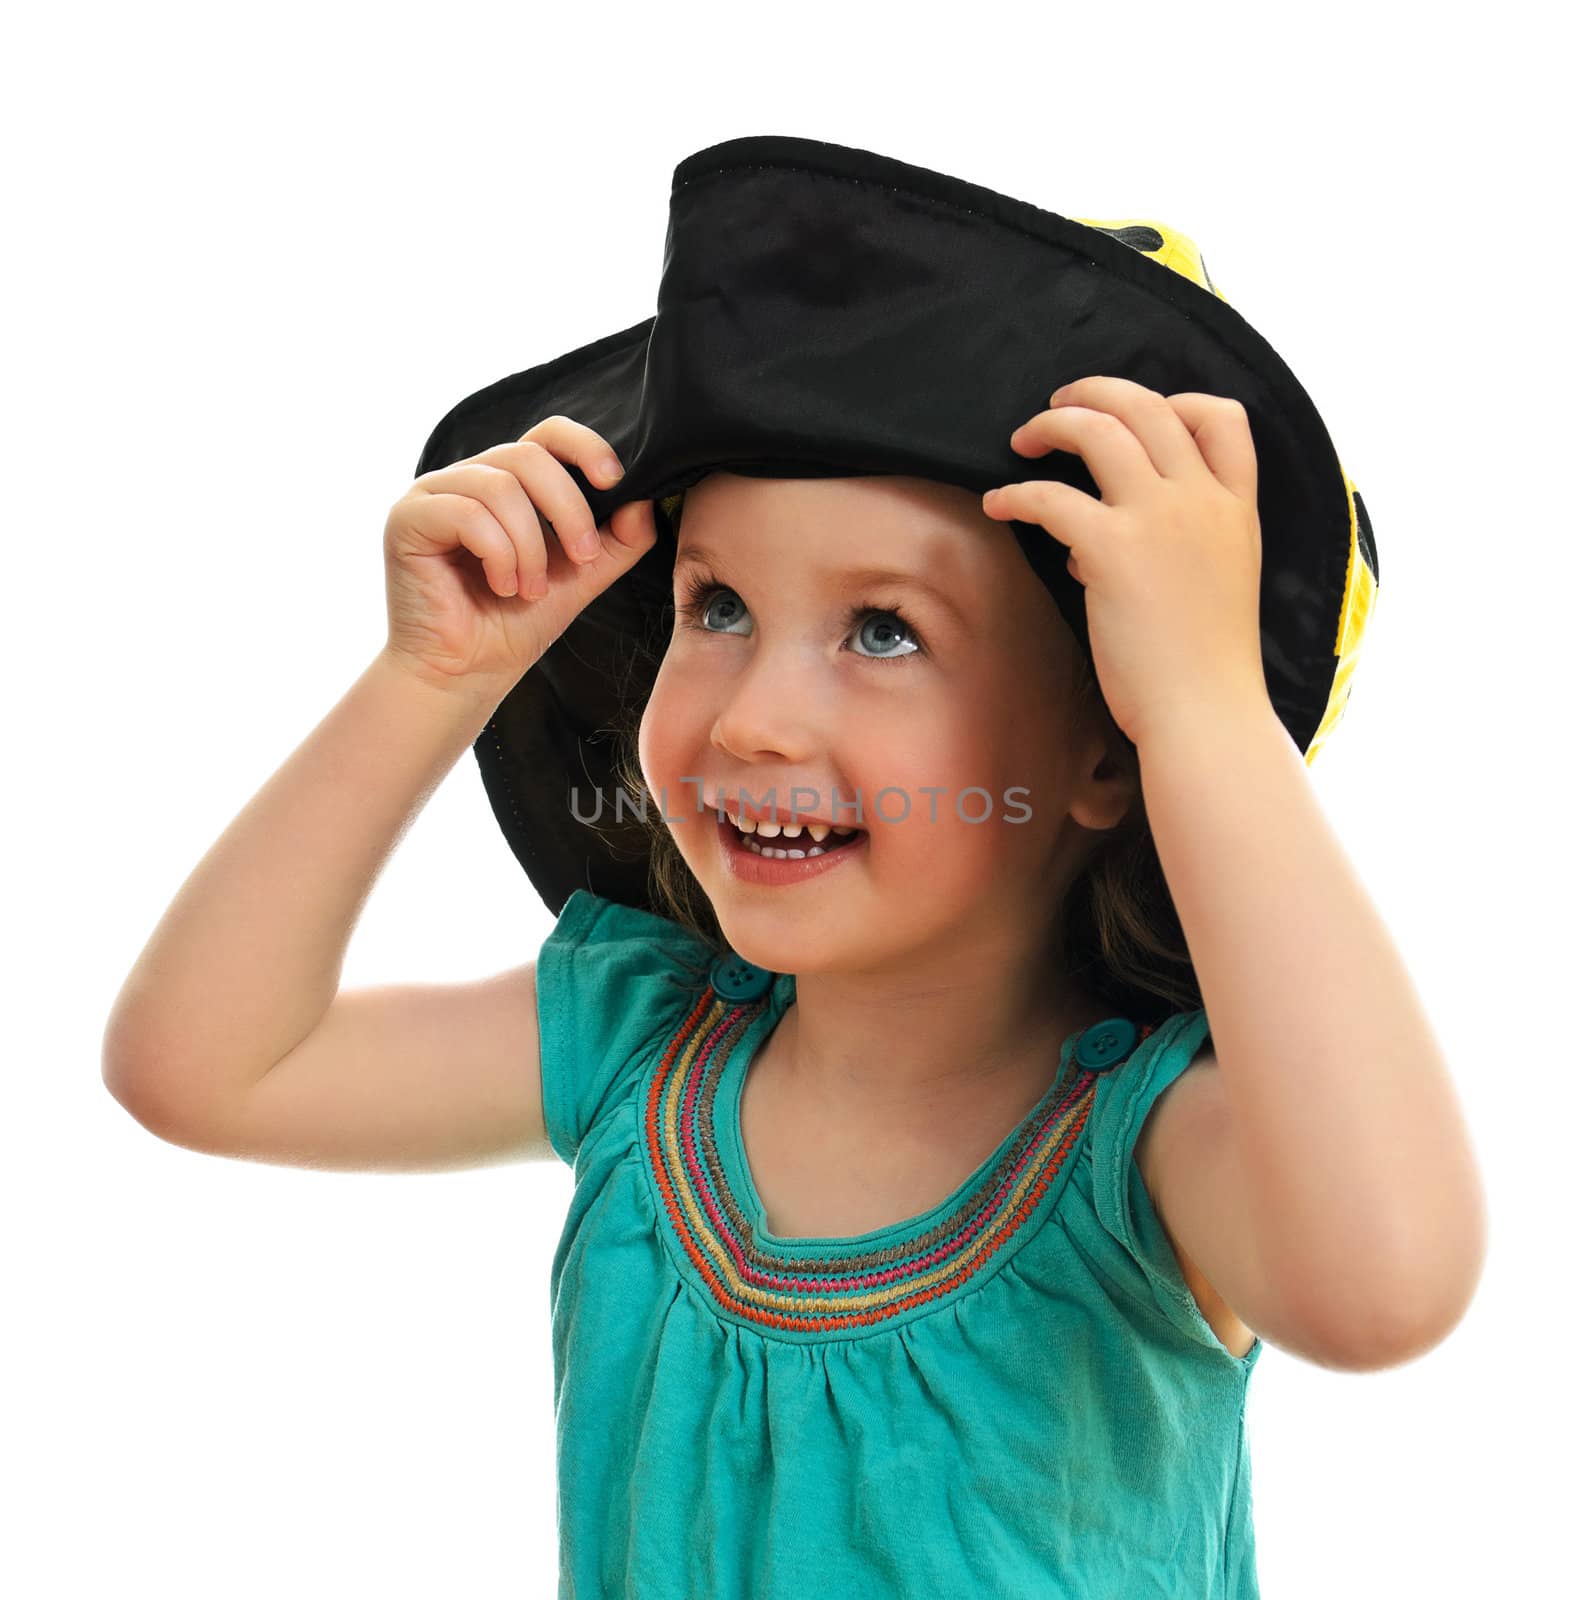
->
xmin=1132 ymin=687 xmax=1282 ymax=760
xmin=372 ymin=645 xmax=520 ymax=721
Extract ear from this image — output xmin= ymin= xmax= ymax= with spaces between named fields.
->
xmin=1062 ymin=697 xmax=1141 ymax=835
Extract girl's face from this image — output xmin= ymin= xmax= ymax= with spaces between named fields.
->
xmin=638 ymin=471 xmax=1132 ymax=979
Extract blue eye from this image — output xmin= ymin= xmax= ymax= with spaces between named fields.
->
xmin=851 ymin=611 xmax=917 ymax=660
xmin=673 ymin=569 xmax=923 ymax=663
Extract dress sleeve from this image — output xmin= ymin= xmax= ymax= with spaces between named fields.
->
xmin=534 ymin=888 xmax=718 ymax=1168
xmin=1086 ymin=1008 xmax=1226 ymax=1349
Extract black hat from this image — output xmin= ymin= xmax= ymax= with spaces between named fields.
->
xmin=414 ymin=134 xmax=1379 ymax=918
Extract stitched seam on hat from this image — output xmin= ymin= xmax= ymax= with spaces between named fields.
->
xmin=485 ymin=714 xmax=528 ymax=860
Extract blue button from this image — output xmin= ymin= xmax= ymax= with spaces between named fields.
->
xmin=710 ymin=952 xmax=774 ymax=1003
xmin=1072 ymin=1018 xmax=1138 ymax=1073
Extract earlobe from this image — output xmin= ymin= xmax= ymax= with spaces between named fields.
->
xmin=1066 ymin=729 xmax=1140 ymax=835
xmin=1065 ymin=781 xmax=1135 ymax=836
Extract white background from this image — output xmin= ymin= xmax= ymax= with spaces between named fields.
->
xmin=8 ymin=1 xmax=1589 ymax=1594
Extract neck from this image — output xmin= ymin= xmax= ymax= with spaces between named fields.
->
xmin=757 ymin=939 xmax=1113 ymax=1132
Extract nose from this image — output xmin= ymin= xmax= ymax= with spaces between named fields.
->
xmin=709 ymin=648 xmax=829 ymax=764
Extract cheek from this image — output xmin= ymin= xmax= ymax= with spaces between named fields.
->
xmin=636 ymin=698 xmax=661 ymax=797
xmin=857 ymin=722 xmax=1006 ymax=846
xmin=638 ymin=700 xmax=682 ymax=797
xmin=638 ymin=667 xmax=712 ymax=802
xmin=865 ymin=707 xmax=1003 ymax=801
xmin=857 ymin=697 xmax=1057 ymax=868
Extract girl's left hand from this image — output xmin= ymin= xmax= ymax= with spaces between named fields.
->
xmin=982 ymin=375 xmax=1271 ymax=749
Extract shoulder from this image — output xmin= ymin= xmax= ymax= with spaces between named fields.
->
xmin=536 ymin=889 xmax=720 ymax=1167
xmin=544 ymin=889 xmax=718 ymax=971
xmin=540 ymin=888 xmax=719 ymax=1030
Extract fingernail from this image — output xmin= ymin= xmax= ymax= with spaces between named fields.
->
xmin=576 ymin=532 xmax=601 ymax=559
xmin=602 ymin=456 xmax=624 ymax=483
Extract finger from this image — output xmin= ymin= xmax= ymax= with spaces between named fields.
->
xmin=421 ymin=492 xmax=523 ymax=597
xmin=517 ymin=413 xmax=629 ymax=502
xmin=584 ymin=503 xmax=662 ymax=576
xmin=1038 ymin=375 xmax=1212 ymax=482
xmin=1165 ymin=394 xmax=1258 ymax=503
xmin=981 ymin=478 xmax=1114 ymax=549
xmin=474 ymin=438 xmax=609 ymax=573
xmin=428 ymin=460 xmax=554 ymax=598
xmin=1009 ymin=406 xmax=1163 ymax=505
xmin=604 ymin=498 xmax=659 ymax=550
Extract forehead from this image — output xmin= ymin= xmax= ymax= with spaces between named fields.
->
xmin=675 ymin=471 xmax=988 ymax=562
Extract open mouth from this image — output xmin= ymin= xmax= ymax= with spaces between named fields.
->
xmin=719 ymin=814 xmax=869 ymax=860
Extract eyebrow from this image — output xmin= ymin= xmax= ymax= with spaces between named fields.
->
xmin=674 ymin=543 xmax=967 ymax=620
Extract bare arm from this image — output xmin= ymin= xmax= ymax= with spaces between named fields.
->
xmin=101 ymin=417 xmax=659 ymax=1170
xmin=1135 ymin=695 xmax=1487 ymax=1367
xmin=100 ymin=647 xmax=549 ymax=1168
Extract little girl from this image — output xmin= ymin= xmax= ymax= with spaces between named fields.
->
xmin=102 ymin=136 xmax=1486 ymax=1599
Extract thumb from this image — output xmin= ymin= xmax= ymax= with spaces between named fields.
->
xmin=521 ymin=501 xmax=661 ymax=666
xmin=557 ymin=498 xmax=659 ymax=600
xmin=604 ymin=497 xmax=662 ymax=555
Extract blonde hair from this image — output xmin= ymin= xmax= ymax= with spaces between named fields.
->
xmin=601 ymin=491 xmax=1203 ymax=1030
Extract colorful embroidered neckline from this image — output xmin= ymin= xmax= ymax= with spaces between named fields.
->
xmin=642 ymin=976 xmax=1154 ymax=1338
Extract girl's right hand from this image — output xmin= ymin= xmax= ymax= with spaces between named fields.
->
xmin=381 ymin=415 xmax=659 ymax=695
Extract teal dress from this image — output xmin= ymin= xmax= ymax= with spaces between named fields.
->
xmin=536 ymin=889 xmax=1262 ymax=1598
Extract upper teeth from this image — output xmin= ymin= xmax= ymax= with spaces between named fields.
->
xmin=731 ymin=813 xmax=858 ymax=842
